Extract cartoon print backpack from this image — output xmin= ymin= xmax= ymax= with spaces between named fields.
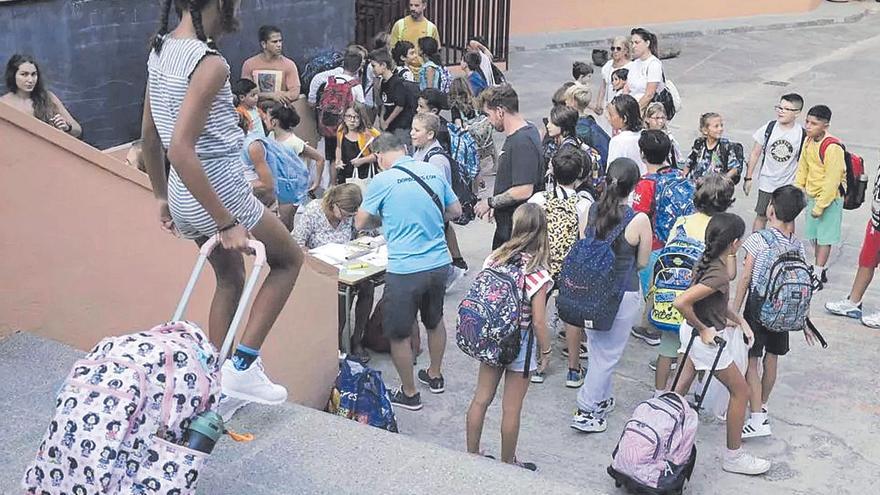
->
xmin=557 ymin=207 xmax=636 ymax=331
xmin=649 ymin=225 xmax=704 ymax=332
xmin=317 ymin=76 xmax=360 ymax=137
xmin=608 ymin=393 xmax=698 ymax=494
xmin=748 ymin=230 xmax=814 ymax=333
xmin=333 ymin=358 xmax=398 ymax=433
xmin=23 ymin=321 xmax=221 ymax=495
xmin=649 ymin=171 xmax=695 ymax=245
xmin=457 ymin=259 xmax=527 ymax=367
xmin=447 ymin=122 xmax=480 ymax=182
xmin=240 ymin=135 xmax=311 ymax=206
xmin=819 ymin=137 xmax=868 ymax=211
xmin=544 ymin=188 xmax=581 ymax=279
xmin=419 ymin=60 xmax=451 ymax=93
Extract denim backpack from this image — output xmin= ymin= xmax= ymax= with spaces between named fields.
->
xmin=748 ymin=230 xmax=813 ymax=332
xmin=575 ymin=115 xmax=610 ymax=172
xmin=456 ymin=260 xmax=527 ymax=367
xmin=334 ymin=358 xmax=398 ymax=433
xmin=23 ymin=322 xmax=220 ymax=495
xmin=649 ymin=225 xmax=704 ymax=332
xmin=240 ymin=135 xmax=311 ymax=206
xmin=557 ymin=207 xmax=636 ymax=331
xmin=649 ymin=170 xmax=695 ymax=245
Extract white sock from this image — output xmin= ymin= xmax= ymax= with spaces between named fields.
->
xmin=654 ymin=389 xmax=665 ymax=398
xmin=814 ymin=265 xmax=825 ymax=274
xmin=749 ymin=412 xmax=768 ymax=425
xmin=725 ymin=447 xmax=741 ymax=460
xmin=762 ymin=403 xmax=768 ymax=414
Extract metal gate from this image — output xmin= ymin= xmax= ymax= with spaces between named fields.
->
xmin=355 ymin=0 xmax=510 ymax=65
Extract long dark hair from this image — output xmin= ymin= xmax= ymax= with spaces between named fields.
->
xmin=418 ymin=37 xmax=442 ymax=66
xmin=592 ymin=158 xmax=640 ymax=238
xmin=691 ymin=212 xmax=745 ymax=283
xmin=631 ymin=27 xmax=659 ymax=57
xmin=152 ymin=0 xmax=237 ymax=54
xmin=610 ymin=94 xmax=642 ymax=132
xmin=4 ymin=54 xmax=57 ymax=124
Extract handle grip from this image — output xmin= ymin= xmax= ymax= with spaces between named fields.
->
xmin=173 ymin=237 xmax=268 ymax=361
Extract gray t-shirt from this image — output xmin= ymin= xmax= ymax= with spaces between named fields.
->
xmin=752 ymin=121 xmax=805 ymax=193
xmin=412 ymin=140 xmax=451 ymax=184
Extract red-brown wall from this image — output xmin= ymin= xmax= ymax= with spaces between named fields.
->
xmin=510 ymin=0 xmax=822 ymax=35
xmin=0 ymin=102 xmax=337 ymax=409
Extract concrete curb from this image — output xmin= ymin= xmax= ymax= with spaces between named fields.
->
xmin=511 ymin=6 xmax=876 ymax=52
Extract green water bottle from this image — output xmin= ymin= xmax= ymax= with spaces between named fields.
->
xmin=185 ymin=411 xmax=224 ymax=454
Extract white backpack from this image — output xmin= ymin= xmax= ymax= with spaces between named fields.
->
xmin=22 ymin=322 xmax=221 ymax=494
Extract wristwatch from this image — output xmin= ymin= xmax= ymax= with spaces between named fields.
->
xmin=487 ymin=196 xmax=495 ymax=209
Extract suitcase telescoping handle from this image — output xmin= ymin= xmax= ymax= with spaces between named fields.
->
xmin=670 ymin=327 xmax=727 ymax=412
xmin=172 ymin=236 xmax=268 ymax=361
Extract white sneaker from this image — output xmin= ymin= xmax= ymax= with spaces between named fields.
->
xmin=825 ymin=298 xmax=862 ymax=319
xmin=216 ymin=393 xmax=249 ymax=422
xmin=221 ymin=358 xmax=288 ymax=405
xmin=861 ymin=311 xmax=880 ymax=329
xmin=722 ymin=450 xmax=771 ymax=475
xmin=445 ymin=265 xmax=466 ymax=292
xmin=741 ymin=419 xmax=772 ymax=439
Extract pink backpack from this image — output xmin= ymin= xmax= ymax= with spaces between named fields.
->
xmin=608 ymin=393 xmax=698 ymax=494
xmin=22 ymin=321 xmax=221 ymax=495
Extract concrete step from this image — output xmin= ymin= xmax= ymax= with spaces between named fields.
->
xmin=0 ymin=332 xmax=592 ymax=494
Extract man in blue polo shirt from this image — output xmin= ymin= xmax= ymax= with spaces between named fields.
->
xmin=356 ymin=132 xmax=461 ymax=411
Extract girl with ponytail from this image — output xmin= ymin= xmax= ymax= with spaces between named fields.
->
xmin=569 ymin=158 xmax=653 ymax=433
xmin=141 ymin=0 xmax=303 ymax=405
xmin=671 ymin=213 xmax=772 ymax=476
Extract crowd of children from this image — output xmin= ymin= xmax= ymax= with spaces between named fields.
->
xmin=11 ymin=1 xmax=874 ymax=489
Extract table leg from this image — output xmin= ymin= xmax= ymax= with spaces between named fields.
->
xmin=342 ymin=285 xmax=353 ymax=354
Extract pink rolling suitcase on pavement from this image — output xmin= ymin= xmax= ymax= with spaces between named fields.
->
xmin=607 ymin=330 xmax=728 ymax=494
xmin=22 ymin=238 xmax=266 ymax=495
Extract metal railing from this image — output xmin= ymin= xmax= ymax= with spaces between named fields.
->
xmin=355 ymin=0 xmax=510 ymax=65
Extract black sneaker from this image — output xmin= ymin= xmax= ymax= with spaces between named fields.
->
xmin=389 ymin=388 xmax=423 ymax=410
xmin=820 ymin=268 xmax=828 ymax=284
xmin=631 ymin=326 xmax=661 ymax=346
xmin=417 ymin=369 xmax=445 ymax=393
xmin=452 ymin=257 xmax=469 ymax=272
xmin=513 ymin=459 xmax=538 ymax=471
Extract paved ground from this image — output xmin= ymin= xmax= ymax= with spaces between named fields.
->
xmin=364 ymin=7 xmax=880 ymax=495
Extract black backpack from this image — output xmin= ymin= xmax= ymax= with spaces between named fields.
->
xmin=424 ymin=148 xmax=477 ymax=226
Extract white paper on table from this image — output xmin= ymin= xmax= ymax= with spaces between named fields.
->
xmin=309 ymin=243 xmax=350 ymax=266
xmin=359 ymin=245 xmax=388 ymax=268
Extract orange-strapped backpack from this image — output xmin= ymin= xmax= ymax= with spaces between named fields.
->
xmin=819 ymin=136 xmax=867 ymax=210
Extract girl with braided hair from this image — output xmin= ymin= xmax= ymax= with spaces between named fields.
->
xmin=141 ymin=0 xmax=303 ymax=405
xmin=672 ymin=213 xmax=771 ymax=476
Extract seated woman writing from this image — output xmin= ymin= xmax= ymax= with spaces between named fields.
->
xmin=293 ymin=184 xmax=375 ymax=363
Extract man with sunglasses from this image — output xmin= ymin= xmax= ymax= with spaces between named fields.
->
xmin=743 ymin=93 xmax=807 ymax=231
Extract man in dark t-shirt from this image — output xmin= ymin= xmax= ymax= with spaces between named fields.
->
xmin=370 ymin=48 xmax=416 ymax=144
xmin=474 ymin=84 xmax=544 ymax=248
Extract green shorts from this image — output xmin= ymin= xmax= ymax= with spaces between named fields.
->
xmin=804 ymin=197 xmax=843 ymax=246
xmin=659 ymin=329 xmax=681 ymax=358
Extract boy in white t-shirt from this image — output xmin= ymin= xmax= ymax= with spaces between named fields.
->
xmin=743 ymin=94 xmax=806 ymax=232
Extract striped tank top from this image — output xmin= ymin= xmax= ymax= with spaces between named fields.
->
xmin=146 ymin=36 xmax=263 ymax=239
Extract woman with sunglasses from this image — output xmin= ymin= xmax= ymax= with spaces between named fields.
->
xmin=592 ymin=36 xmax=632 ymax=116
xmin=293 ymin=183 xmax=375 ymax=363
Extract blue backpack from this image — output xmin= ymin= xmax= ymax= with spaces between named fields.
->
xmin=650 ymin=170 xmax=695 ymax=244
xmin=447 ymin=123 xmax=480 ymax=182
xmin=748 ymin=230 xmax=814 ymax=333
xmin=576 ymin=115 xmax=610 ymax=172
xmin=240 ymin=135 xmax=311 ymax=205
xmin=457 ymin=260 xmax=528 ymax=368
xmin=557 ymin=208 xmax=636 ymax=331
xmin=649 ymin=225 xmax=704 ymax=332
xmin=419 ymin=60 xmax=451 ymax=93
xmin=300 ymin=50 xmax=344 ymax=92
xmin=334 ymin=358 xmax=398 ymax=432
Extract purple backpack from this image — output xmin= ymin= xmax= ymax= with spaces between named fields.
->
xmin=608 ymin=393 xmax=698 ymax=494
xmin=456 ymin=260 xmax=526 ymax=367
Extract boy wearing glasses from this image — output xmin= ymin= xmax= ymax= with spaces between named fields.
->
xmin=743 ymin=93 xmax=806 ymax=231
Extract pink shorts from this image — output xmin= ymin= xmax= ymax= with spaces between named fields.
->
xmin=859 ymin=221 xmax=880 ymax=268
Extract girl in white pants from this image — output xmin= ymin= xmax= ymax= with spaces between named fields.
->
xmin=567 ymin=158 xmax=653 ymax=433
